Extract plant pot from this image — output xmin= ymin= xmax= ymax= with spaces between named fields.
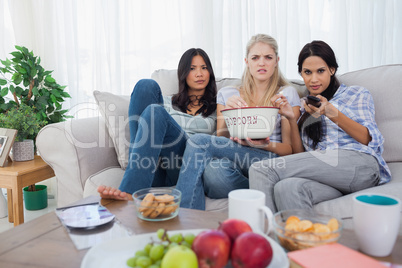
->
xmin=23 ymin=185 xmax=48 ymax=210
xmin=12 ymin=139 xmax=34 ymax=161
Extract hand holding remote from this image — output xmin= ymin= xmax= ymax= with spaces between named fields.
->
xmin=306 ymin=95 xmax=321 ymax=107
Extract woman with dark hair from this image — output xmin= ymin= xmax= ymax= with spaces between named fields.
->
xmin=98 ymin=48 xmax=217 ymax=200
xmin=249 ymin=40 xmax=391 ymax=212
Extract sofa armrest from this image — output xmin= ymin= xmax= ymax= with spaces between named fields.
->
xmin=36 ymin=116 xmax=120 ymax=206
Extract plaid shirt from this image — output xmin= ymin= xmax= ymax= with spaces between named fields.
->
xmin=301 ymin=84 xmax=391 ymax=184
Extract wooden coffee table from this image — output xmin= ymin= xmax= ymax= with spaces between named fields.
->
xmin=0 ymin=155 xmax=55 ymax=226
xmin=0 ymin=196 xmax=400 ymax=268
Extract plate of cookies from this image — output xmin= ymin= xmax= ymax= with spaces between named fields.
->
xmin=132 ymin=187 xmax=181 ymax=221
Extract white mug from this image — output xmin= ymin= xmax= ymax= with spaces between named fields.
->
xmin=353 ymin=193 xmax=401 ymax=257
xmin=228 ymin=189 xmax=273 ymax=234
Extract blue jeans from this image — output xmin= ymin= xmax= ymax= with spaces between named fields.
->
xmin=119 ymin=79 xmax=188 ymax=194
xmin=176 ymin=134 xmax=278 ymax=210
xmin=203 ymin=159 xmax=249 ymax=199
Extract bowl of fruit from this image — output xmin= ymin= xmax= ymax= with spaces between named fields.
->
xmin=124 ymin=219 xmax=289 ymax=268
xmin=272 ymin=209 xmax=342 ymax=251
xmin=132 ymin=187 xmax=181 ymax=221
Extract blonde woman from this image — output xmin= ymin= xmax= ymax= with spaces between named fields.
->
xmin=176 ymin=34 xmax=301 ymax=210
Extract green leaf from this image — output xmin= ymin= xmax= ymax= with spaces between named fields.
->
xmin=15 ymin=45 xmax=23 ymax=52
xmin=22 ymin=47 xmax=29 ymax=56
xmin=43 ymin=70 xmax=52 ymax=76
xmin=16 ymin=65 xmax=27 ymax=74
xmin=50 ymin=94 xmax=57 ymax=103
xmin=9 ymin=84 xmax=15 ymax=93
xmin=10 ymin=51 xmax=23 ymax=59
xmin=61 ymin=91 xmax=71 ymax=98
xmin=23 ymin=78 xmax=30 ymax=87
xmin=51 ymin=89 xmax=61 ymax=98
xmin=32 ymin=86 xmax=39 ymax=95
xmin=13 ymin=73 xmax=23 ymax=85
xmin=45 ymin=75 xmax=55 ymax=83
xmin=36 ymin=96 xmax=48 ymax=106
xmin=0 ymin=79 xmax=7 ymax=86
xmin=1 ymin=87 xmax=8 ymax=97
xmin=30 ymin=67 xmax=37 ymax=77
xmin=15 ymin=86 xmax=23 ymax=95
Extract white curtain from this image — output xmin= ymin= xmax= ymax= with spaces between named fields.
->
xmin=1 ymin=0 xmax=401 ymax=118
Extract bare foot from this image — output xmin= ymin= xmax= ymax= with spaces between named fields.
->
xmin=97 ymin=185 xmax=133 ymax=201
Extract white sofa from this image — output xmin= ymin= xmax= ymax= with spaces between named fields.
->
xmin=36 ymin=65 xmax=402 ymax=228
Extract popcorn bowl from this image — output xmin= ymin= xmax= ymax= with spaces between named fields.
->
xmin=133 ymin=187 xmax=181 ymax=222
xmin=221 ymin=107 xmax=279 ymax=139
xmin=273 ymin=209 xmax=343 ymax=251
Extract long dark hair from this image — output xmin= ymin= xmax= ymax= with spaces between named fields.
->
xmin=297 ymin=40 xmax=340 ymax=149
xmin=171 ymin=48 xmax=217 ymax=117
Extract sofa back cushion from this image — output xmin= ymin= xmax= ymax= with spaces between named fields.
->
xmin=338 ymin=64 xmax=402 ymax=162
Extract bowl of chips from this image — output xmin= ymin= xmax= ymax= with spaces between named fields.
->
xmin=273 ymin=209 xmax=342 ymax=251
xmin=132 ymin=187 xmax=181 ymax=222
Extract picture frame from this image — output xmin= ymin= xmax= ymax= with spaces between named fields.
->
xmin=0 ymin=128 xmax=18 ymax=167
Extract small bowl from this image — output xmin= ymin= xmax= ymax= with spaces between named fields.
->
xmin=273 ymin=209 xmax=343 ymax=251
xmin=133 ymin=187 xmax=181 ymax=222
xmin=221 ymin=107 xmax=279 ymax=139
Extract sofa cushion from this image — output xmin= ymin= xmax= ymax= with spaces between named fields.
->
xmin=93 ymin=90 xmax=131 ymax=169
xmin=84 ymin=167 xmax=125 ymax=198
xmin=338 ymin=64 xmax=402 ymax=162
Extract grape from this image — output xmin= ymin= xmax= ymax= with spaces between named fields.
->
xmin=181 ymin=241 xmax=191 ymax=248
xmin=136 ymin=256 xmax=152 ymax=268
xmin=144 ymin=243 xmax=152 ymax=254
xmin=149 ymin=244 xmax=165 ymax=261
xmin=135 ymin=249 xmax=148 ymax=257
xmin=156 ymin=229 xmax=165 ymax=240
xmin=170 ymin=233 xmax=183 ymax=243
xmin=126 ymin=257 xmax=137 ymax=267
xmin=156 ymin=228 xmax=169 ymax=241
xmin=184 ymin=233 xmax=196 ymax=245
xmin=168 ymin=242 xmax=178 ymax=249
xmin=127 ymin=229 xmax=199 ymax=267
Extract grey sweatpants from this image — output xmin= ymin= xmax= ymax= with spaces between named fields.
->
xmin=249 ymin=149 xmax=380 ymax=213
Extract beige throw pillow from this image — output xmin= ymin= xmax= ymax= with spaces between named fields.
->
xmin=93 ymin=90 xmax=130 ymax=169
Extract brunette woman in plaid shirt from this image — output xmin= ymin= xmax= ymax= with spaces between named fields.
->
xmin=250 ymin=40 xmax=391 ymax=212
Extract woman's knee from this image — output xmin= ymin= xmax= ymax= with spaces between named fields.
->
xmin=132 ymin=79 xmax=161 ymax=98
xmin=187 ymin=133 xmax=212 ymax=147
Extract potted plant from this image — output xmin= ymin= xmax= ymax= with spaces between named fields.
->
xmin=0 ymin=45 xmax=72 ymax=210
xmin=0 ymin=103 xmax=48 ymax=210
xmin=0 ymin=103 xmax=47 ymax=160
xmin=0 ymin=45 xmax=72 ymax=123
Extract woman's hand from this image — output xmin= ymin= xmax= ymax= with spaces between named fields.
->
xmin=231 ymin=137 xmax=270 ymax=149
xmin=304 ymin=95 xmax=339 ymax=119
xmin=271 ymin=94 xmax=295 ymax=120
xmin=225 ymin=95 xmax=248 ymax=109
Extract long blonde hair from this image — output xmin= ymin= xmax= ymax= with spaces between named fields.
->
xmin=240 ymin=34 xmax=289 ymax=106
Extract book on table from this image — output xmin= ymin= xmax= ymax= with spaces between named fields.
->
xmin=287 ymin=243 xmax=388 ymax=268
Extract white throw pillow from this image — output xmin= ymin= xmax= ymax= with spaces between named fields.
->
xmin=93 ymin=90 xmax=130 ymax=169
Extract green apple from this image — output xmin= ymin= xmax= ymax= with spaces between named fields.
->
xmin=161 ymin=245 xmax=198 ymax=268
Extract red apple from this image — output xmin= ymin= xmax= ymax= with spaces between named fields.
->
xmin=218 ymin=219 xmax=252 ymax=244
xmin=231 ymin=232 xmax=273 ymax=268
xmin=192 ymin=229 xmax=231 ymax=268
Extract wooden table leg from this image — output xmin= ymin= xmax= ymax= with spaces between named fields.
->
xmin=7 ymin=189 xmax=13 ymax=223
xmin=12 ymin=186 xmax=24 ymax=226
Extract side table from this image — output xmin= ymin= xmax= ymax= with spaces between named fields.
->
xmin=0 ymin=155 xmax=55 ymax=226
